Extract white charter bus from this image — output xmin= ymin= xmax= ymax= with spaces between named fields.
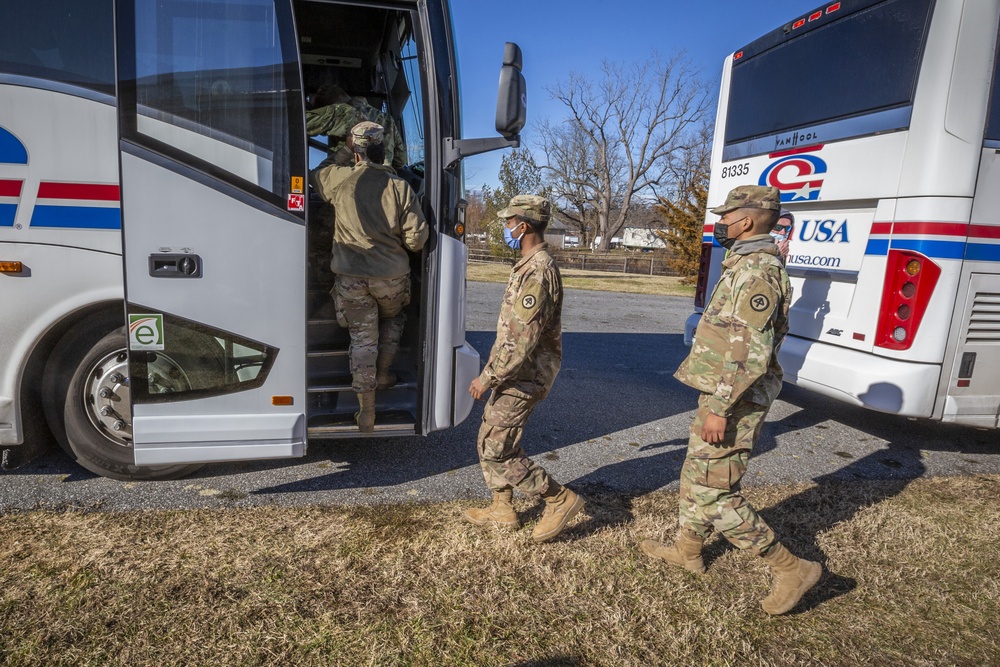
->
xmin=0 ymin=0 xmax=527 ymax=479
xmin=689 ymin=0 xmax=1000 ymax=429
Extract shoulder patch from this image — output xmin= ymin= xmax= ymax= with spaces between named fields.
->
xmin=513 ymin=281 xmax=545 ymax=321
xmin=735 ymin=278 xmax=780 ymax=330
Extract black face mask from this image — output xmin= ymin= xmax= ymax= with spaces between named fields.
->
xmin=713 ymin=221 xmax=736 ymax=249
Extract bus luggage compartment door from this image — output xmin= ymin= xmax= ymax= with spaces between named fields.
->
xmin=943 ymin=273 xmax=1000 ymax=428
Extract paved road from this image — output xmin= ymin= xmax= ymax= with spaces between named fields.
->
xmin=2 ymin=282 xmax=998 ymax=512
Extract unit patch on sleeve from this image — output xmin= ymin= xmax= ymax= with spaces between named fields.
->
xmin=735 ymin=279 xmax=779 ymax=330
xmin=514 ymin=284 xmax=544 ymax=321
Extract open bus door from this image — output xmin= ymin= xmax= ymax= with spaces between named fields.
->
xmin=115 ymin=0 xmax=308 ymax=469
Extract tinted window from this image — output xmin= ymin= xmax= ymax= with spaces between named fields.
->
xmin=725 ymin=0 xmax=934 ymax=146
xmin=121 ymin=0 xmax=304 ymax=209
xmin=986 ymin=28 xmax=1000 ymax=141
xmin=0 ymin=1 xmax=114 ymax=95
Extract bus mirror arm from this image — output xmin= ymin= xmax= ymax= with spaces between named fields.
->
xmin=443 ymin=135 xmax=520 ymax=170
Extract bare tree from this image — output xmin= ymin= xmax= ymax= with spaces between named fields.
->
xmin=541 ymin=53 xmax=710 ymax=252
xmin=655 ymin=119 xmax=713 ymax=282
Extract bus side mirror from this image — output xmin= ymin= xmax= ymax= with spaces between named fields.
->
xmin=496 ymin=42 xmax=526 ymax=140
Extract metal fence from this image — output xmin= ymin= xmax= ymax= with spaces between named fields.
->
xmin=467 ymin=245 xmax=677 ymax=277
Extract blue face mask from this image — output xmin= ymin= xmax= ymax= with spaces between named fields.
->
xmin=503 ymin=222 xmax=523 ymax=250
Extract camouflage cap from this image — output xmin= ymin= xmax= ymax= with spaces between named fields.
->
xmin=350 ymin=121 xmax=384 ymax=148
xmin=498 ymin=194 xmax=551 ymax=225
xmin=709 ymin=185 xmax=781 ymax=215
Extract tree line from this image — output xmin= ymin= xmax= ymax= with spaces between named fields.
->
xmin=465 ymin=50 xmax=712 ymax=282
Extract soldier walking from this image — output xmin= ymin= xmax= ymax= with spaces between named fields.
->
xmin=466 ymin=195 xmax=584 ymax=543
xmin=640 ymin=185 xmax=822 ymax=615
xmin=312 ymin=121 xmax=428 ymax=432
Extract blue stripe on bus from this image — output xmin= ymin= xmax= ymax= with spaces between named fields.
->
xmin=965 ymin=243 xmax=1000 ymax=262
xmin=0 ymin=129 xmax=28 ymax=165
xmin=865 ymin=239 xmax=889 ymax=255
xmin=30 ymin=205 xmax=121 ymax=230
xmin=890 ymin=239 xmax=967 ymax=260
xmin=0 ymin=204 xmax=16 ymax=226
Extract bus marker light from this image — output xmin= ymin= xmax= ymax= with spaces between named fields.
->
xmin=809 ymin=11 xmax=823 ymax=22
xmin=734 ymin=51 xmax=744 ymax=60
xmin=792 ymin=19 xmax=806 ymax=29
xmin=958 ymin=380 xmax=971 ymax=388
xmin=853 ymin=332 xmax=865 ymax=341
xmin=0 ymin=261 xmax=22 ymax=273
xmin=905 ymin=259 xmax=921 ymax=276
xmin=454 ymin=223 xmax=465 ymax=237
xmin=272 ymin=396 xmax=293 ymax=406
xmin=826 ymin=3 xmax=841 ymax=14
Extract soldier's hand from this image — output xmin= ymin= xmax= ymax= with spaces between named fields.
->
xmin=469 ymin=377 xmax=489 ymax=400
xmin=701 ymin=413 xmax=728 ymax=444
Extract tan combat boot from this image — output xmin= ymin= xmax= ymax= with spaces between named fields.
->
xmin=639 ymin=530 xmax=706 ymax=574
xmin=532 ymin=483 xmax=585 ymax=543
xmin=375 ymin=364 xmax=398 ymax=389
xmin=463 ymin=490 xmax=519 ymax=529
xmin=355 ymin=391 xmax=376 ymax=433
xmin=761 ymin=543 xmax=822 ymax=615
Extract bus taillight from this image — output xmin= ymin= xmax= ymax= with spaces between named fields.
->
xmin=694 ymin=242 xmax=713 ymax=308
xmin=875 ymin=249 xmax=941 ymax=350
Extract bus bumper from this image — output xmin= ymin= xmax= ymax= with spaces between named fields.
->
xmin=684 ymin=312 xmax=700 ymax=346
xmin=778 ymin=335 xmax=939 ymax=418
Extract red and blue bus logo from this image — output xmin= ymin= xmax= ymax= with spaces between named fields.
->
xmin=759 ymin=148 xmax=827 ymax=202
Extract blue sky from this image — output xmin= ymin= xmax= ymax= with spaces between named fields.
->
xmin=451 ymin=0 xmax=827 ymax=191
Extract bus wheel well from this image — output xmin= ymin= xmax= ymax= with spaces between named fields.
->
xmin=34 ymin=303 xmax=125 ymax=455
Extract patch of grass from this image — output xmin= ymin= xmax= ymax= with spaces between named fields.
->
xmin=2 ymin=475 xmax=999 ymax=665
xmin=467 ymin=261 xmax=695 ymax=298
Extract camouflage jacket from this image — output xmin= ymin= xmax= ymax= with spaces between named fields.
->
xmin=305 ymin=97 xmax=407 ymax=170
xmin=479 ymin=243 xmax=563 ymax=398
xmin=675 ymin=235 xmax=791 ymax=416
xmin=314 ymin=161 xmax=428 ymax=278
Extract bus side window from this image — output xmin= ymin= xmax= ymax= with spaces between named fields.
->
xmin=0 ymin=1 xmax=114 ymax=96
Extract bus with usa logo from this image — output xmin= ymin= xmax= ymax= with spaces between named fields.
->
xmin=687 ymin=0 xmax=1000 ymax=429
xmin=0 ymin=0 xmax=526 ymax=479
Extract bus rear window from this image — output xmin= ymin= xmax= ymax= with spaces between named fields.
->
xmin=725 ymin=0 xmax=934 ymax=150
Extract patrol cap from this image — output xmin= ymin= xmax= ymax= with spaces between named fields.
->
xmin=498 ymin=194 xmax=551 ymax=225
xmin=709 ymin=185 xmax=781 ymax=215
xmin=350 ymin=121 xmax=384 ymax=148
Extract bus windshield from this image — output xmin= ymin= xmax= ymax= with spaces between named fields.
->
xmin=724 ymin=0 xmax=934 ymax=153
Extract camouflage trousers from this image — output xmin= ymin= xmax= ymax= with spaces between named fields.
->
xmin=308 ymin=205 xmax=336 ymax=291
xmin=332 ymin=273 xmax=409 ymax=392
xmin=677 ymin=394 xmax=777 ymax=556
xmin=476 ymin=388 xmax=552 ymax=497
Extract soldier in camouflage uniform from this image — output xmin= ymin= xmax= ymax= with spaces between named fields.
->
xmin=640 ymin=185 xmax=822 ymax=615
xmin=306 ymin=84 xmax=407 ymax=170
xmin=465 ymin=195 xmax=585 ymax=543
xmin=313 ymin=121 xmax=428 ymax=432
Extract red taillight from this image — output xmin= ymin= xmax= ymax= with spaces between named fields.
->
xmin=875 ymin=250 xmax=941 ymax=350
xmin=694 ymin=242 xmax=713 ymax=309
xmin=827 ymin=2 xmax=842 ymax=14
xmin=808 ymin=10 xmax=823 ymax=21
xmin=792 ymin=18 xmax=806 ymax=29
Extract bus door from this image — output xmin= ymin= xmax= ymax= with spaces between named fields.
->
xmin=116 ymin=0 xmax=309 ymax=465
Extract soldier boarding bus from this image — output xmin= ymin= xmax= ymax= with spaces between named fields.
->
xmin=689 ymin=0 xmax=1000 ymax=429
xmin=0 ymin=0 xmax=528 ymax=479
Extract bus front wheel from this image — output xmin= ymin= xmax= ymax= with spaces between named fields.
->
xmin=45 ymin=323 xmax=203 ymax=480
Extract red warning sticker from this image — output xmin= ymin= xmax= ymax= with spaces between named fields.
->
xmin=287 ymin=193 xmax=305 ymax=211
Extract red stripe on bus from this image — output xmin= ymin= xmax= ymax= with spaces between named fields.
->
xmin=0 ymin=179 xmax=23 ymax=197
xmin=969 ymin=225 xmax=1000 ymax=239
xmin=37 ymin=182 xmax=120 ymax=202
xmin=891 ymin=221 xmax=968 ymax=236
xmin=768 ymin=145 xmax=825 ymax=158
xmin=870 ymin=222 xmax=893 ymax=235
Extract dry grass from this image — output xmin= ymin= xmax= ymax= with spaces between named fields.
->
xmin=467 ymin=261 xmax=695 ymax=298
xmin=2 ymin=475 xmax=1000 ymax=666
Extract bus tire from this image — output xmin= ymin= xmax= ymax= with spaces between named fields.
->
xmin=53 ymin=326 xmax=209 ymax=480
xmin=42 ymin=310 xmax=124 ymax=458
